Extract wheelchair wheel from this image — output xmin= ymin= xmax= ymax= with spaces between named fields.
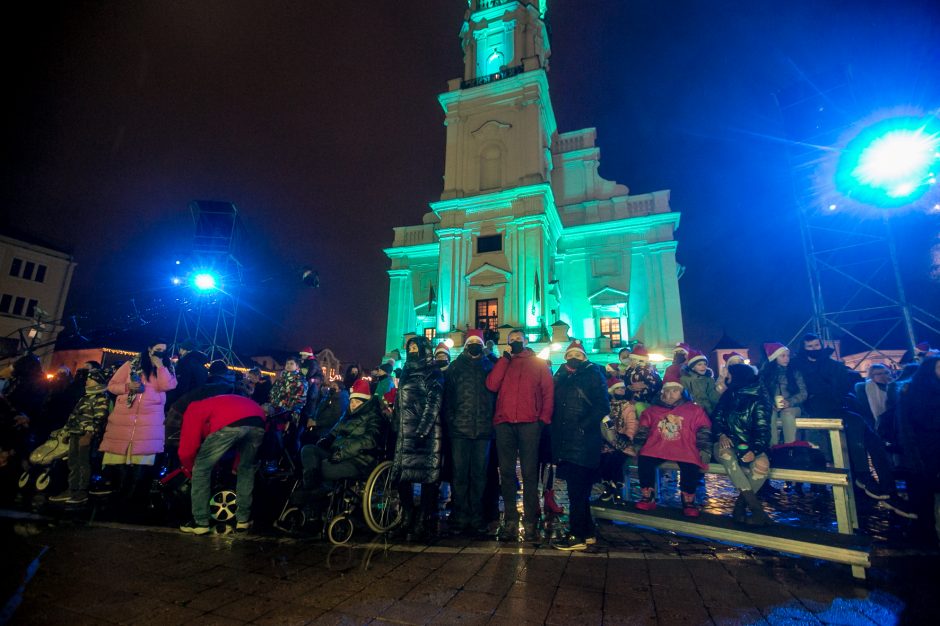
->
xmin=362 ymin=460 xmax=402 ymax=533
xmin=327 ymin=515 xmax=355 ymax=545
xmin=18 ymin=471 xmax=31 ymax=490
xmin=35 ymin=470 xmax=52 ymax=492
xmin=209 ymin=489 xmax=238 ymax=522
xmin=276 ymin=507 xmax=307 ymax=534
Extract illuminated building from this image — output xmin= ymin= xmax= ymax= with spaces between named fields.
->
xmin=384 ymin=1 xmax=683 ymax=358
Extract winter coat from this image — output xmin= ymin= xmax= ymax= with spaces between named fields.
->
xmin=635 ymin=398 xmax=712 ymax=469
xmin=897 ymin=366 xmax=940 ymax=489
xmin=443 ymin=352 xmax=495 ymax=440
xmin=165 ymin=382 xmax=235 ymax=442
xmin=270 ymin=371 xmax=308 ymax=413
xmin=551 ymin=360 xmax=610 ymax=468
xmin=170 ymin=350 xmax=209 ymax=404
xmin=792 ymin=348 xmax=855 ymax=416
xmin=710 ymin=381 xmax=772 ymax=456
xmin=328 ymin=397 xmax=383 ymax=472
xmin=762 ymin=367 xmax=807 ymax=408
xmin=486 ymin=348 xmax=554 ymax=425
xmin=619 ymin=363 xmax=662 ymax=404
xmin=64 ymin=390 xmax=110 ymax=435
xmin=391 ymin=355 xmax=444 ymax=483
xmin=98 ymin=362 xmax=177 ymax=456
xmin=601 ymin=396 xmax=638 ymax=454
xmin=681 ymin=368 xmax=721 ymax=415
xmin=178 ymin=394 xmax=265 ymax=472
xmin=310 ymin=389 xmax=349 ymax=436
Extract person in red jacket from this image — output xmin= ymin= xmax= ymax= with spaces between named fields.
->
xmin=485 ymin=329 xmax=554 ymax=540
xmin=178 ymin=393 xmax=266 ymax=535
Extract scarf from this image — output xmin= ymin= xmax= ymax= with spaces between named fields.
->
xmin=864 ymin=379 xmax=887 ymax=422
xmin=125 ymin=357 xmax=145 ymax=408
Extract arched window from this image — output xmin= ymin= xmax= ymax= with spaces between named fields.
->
xmin=480 ymin=144 xmax=502 ymax=190
xmin=485 ymin=50 xmax=504 ymax=75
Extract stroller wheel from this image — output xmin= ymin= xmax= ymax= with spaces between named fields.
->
xmin=209 ymin=489 xmax=238 ymax=522
xmin=18 ymin=471 xmax=31 ymax=490
xmin=276 ymin=507 xmax=307 ymax=534
xmin=327 ymin=515 xmax=354 ymax=545
xmin=35 ymin=470 xmax=52 ymax=492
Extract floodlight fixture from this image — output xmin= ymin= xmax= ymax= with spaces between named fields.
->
xmin=193 ymin=272 xmax=218 ymax=292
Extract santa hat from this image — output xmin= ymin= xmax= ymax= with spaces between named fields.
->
xmin=763 ymin=342 xmax=789 ymax=363
xmin=608 ymin=378 xmax=626 ymax=393
xmin=464 ymin=330 xmax=485 ymax=346
xmin=350 ymin=379 xmax=371 ymax=402
xmin=687 ymin=350 xmax=707 ymax=368
xmin=299 ymin=346 xmax=314 ymax=357
xmin=434 ymin=342 xmax=450 ymax=357
xmin=673 ymin=342 xmax=691 ymax=355
xmin=564 ymin=340 xmax=587 ymax=360
xmin=723 ymin=351 xmax=746 ymax=365
xmin=629 ymin=345 xmax=649 ymax=361
xmin=662 ymin=369 xmax=683 ymax=389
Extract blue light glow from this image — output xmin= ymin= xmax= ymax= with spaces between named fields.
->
xmin=193 ymin=272 xmax=218 ymax=291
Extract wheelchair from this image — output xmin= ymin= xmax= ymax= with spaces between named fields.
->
xmin=276 ymin=459 xmax=402 ymax=545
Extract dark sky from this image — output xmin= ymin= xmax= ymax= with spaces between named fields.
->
xmin=4 ymin=0 xmax=939 ymax=366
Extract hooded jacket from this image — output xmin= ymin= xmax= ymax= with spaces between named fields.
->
xmin=98 ymin=361 xmax=177 ymax=456
xmin=328 ymin=396 xmax=383 ymax=472
xmin=711 ymin=371 xmax=772 ymax=456
xmin=178 ymin=394 xmax=265 ymax=473
xmin=443 ymin=351 xmax=495 ymax=440
xmin=551 ymin=360 xmax=610 ymax=468
xmin=485 ymin=348 xmax=554 ymax=425
xmin=635 ymin=396 xmax=712 ymax=469
xmin=680 ymin=367 xmax=721 ymax=415
xmin=391 ymin=337 xmax=444 ymax=483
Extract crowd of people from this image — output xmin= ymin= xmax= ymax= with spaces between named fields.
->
xmin=1 ymin=331 xmax=938 ymax=550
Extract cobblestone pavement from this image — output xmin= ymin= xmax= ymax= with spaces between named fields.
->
xmin=3 ymin=510 xmax=937 ymax=626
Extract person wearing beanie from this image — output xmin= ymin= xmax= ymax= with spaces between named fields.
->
xmin=619 ymin=344 xmax=662 ymax=407
xmin=297 ymin=378 xmax=383 ymax=498
xmin=391 ymin=336 xmax=444 ymax=541
xmin=374 ymin=361 xmax=396 ymax=399
xmin=442 ymin=329 xmax=495 ymax=536
xmin=598 ymin=376 xmax=638 ymax=504
xmin=434 ymin=342 xmax=451 ymax=371
xmin=550 ymin=340 xmax=610 ymax=550
xmin=759 ymin=343 xmax=806 ymax=445
xmin=664 ymin=343 xmax=690 ymax=382
xmin=630 ymin=370 xmax=712 ymax=518
xmin=681 ymin=350 xmax=721 ymax=415
xmin=711 ymin=363 xmax=773 ymax=526
xmin=47 ymin=369 xmax=112 ymax=505
xmin=717 ymin=352 xmax=746 ymax=394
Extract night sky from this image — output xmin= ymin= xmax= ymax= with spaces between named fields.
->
xmin=4 ymin=0 xmax=939 ymax=366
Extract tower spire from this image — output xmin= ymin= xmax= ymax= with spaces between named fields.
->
xmin=461 ymin=1 xmax=550 ymax=83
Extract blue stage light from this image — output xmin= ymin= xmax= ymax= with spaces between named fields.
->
xmin=193 ymin=272 xmax=218 ymax=291
xmin=836 ymin=115 xmax=940 ymax=208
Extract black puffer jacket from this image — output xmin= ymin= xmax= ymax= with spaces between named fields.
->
xmin=551 ymin=360 xmax=610 ymax=469
xmin=711 ymin=378 xmax=773 ymax=456
xmin=443 ymin=352 xmax=494 ymax=440
xmin=391 ymin=337 xmax=444 ymax=483
xmin=329 ymin=397 xmax=383 ymax=472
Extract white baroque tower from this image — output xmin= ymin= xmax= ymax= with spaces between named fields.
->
xmin=384 ymin=0 xmax=683 ymax=359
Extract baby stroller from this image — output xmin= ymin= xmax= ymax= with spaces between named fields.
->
xmin=18 ymin=427 xmax=70 ymax=492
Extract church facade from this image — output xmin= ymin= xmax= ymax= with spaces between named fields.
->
xmin=384 ymin=0 xmax=683 ymax=359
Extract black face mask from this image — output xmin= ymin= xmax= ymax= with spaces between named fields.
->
xmin=406 ymin=351 xmax=420 ymax=362
xmin=566 ymin=358 xmax=582 ymax=368
xmin=509 ymin=341 xmax=524 ymax=354
xmin=435 ymin=359 xmax=449 ymax=368
xmin=152 ymin=351 xmax=166 ymax=359
xmin=804 ymin=348 xmax=823 ymax=359
xmin=466 ymin=344 xmax=483 ymax=357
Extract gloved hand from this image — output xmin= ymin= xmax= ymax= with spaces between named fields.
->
xmin=700 ymin=450 xmax=712 ymax=466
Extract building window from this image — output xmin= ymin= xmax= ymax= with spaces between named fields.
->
xmin=424 ymin=327 xmax=436 ymax=341
xmin=35 ymin=265 xmax=47 ymax=283
xmin=11 ymin=296 xmax=25 ymax=317
xmin=0 ymin=294 xmax=10 ymax=313
xmin=599 ymin=317 xmax=622 ymax=347
xmin=477 ymin=234 xmax=502 ymax=253
xmin=476 ymin=298 xmax=499 ymax=332
xmin=9 ymin=258 xmax=22 ymax=277
xmin=26 ymin=299 xmax=39 ymax=317
xmin=22 ymin=261 xmax=35 ymax=281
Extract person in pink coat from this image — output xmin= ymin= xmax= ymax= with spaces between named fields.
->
xmin=97 ymin=341 xmax=177 ymax=503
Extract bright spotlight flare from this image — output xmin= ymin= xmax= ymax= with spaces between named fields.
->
xmin=836 ymin=114 xmax=940 ymax=208
xmin=193 ymin=272 xmax=218 ymax=291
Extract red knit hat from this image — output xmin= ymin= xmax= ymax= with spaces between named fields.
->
xmin=608 ymin=377 xmax=626 ymax=393
xmin=723 ymin=351 xmax=746 ymax=364
xmin=687 ymin=350 xmax=707 ymax=367
xmin=674 ymin=342 xmax=691 ymax=355
xmin=434 ymin=342 xmax=450 ymax=357
xmin=299 ymin=346 xmax=314 ymax=357
xmin=564 ymin=340 xmax=587 ymax=360
xmin=350 ymin=379 xmax=371 ymax=402
xmin=465 ymin=330 xmax=485 ymax=346
xmin=763 ymin=342 xmax=788 ymax=363
xmin=629 ymin=345 xmax=649 ymax=360
xmin=662 ymin=369 xmax=683 ymax=389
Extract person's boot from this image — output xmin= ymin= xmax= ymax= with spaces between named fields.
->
xmin=732 ymin=494 xmax=748 ymax=524
xmin=389 ymin=508 xmax=413 ymax=540
xmin=741 ymin=491 xmax=771 ymax=526
xmin=681 ymin=491 xmax=700 ymax=517
xmin=407 ymin=515 xmax=428 ymax=542
xmin=543 ymin=489 xmax=564 ymax=515
xmin=635 ymin=487 xmax=656 ymax=511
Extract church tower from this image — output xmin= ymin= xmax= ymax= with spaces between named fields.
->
xmin=384 ymin=1 xmax=683 ymax=359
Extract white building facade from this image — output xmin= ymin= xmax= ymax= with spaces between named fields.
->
xmin=384 ymin=0 xmax=683 ymax=358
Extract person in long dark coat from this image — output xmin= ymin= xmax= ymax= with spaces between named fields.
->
xmin=391 ymin=336 xmax=443 ymax=540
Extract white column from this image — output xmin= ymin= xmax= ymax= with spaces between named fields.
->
xmin=386 ymin=269 xmax=414 ymax=353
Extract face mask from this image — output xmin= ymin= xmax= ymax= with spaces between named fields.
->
xmin=567 ymin=358 xmax=583 ymax=368
xmin=406 ymin=351 xmax=419 ymax=362
xmin=509 ymin=341 xmax=524 ymax=354
xmin=619 ymin=356 xmax=630 ymax=365
xmin=804 ymin=348 xmax=822 ymax=358
xmin=466 ymin=344 xmax=483 ymax=357
xmin=152 ymin=351 xmax=166 ymax=359
xmin=435 ymin=359 xmax=449 ymax=368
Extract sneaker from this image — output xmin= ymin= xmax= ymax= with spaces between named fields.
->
xmin=681 ymin=492 xmax=700 ymax=518
xmin=497 ymin=520 xmax=519 ymax=540
xmin=635 ymin=487 xmax=657 ymax=511
xmin=89 ymin=484 xmax=113 ymax=496
xmin=882 ymin=496 xmax=918 ymax=520
xmin=66 ymin=492 xmax=89 ymax=505
xmin=48 ymin=491 xmax=73 ymax=503
xmin=180 ymin=520 xmax=211 ymax=535
xmin=235 ymin=520 xmax=253 ymax=532
xmin=585 ymin=534 xmax=597 ymax=545
xmin=553 ymin=535 xmax=587 ymax=552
